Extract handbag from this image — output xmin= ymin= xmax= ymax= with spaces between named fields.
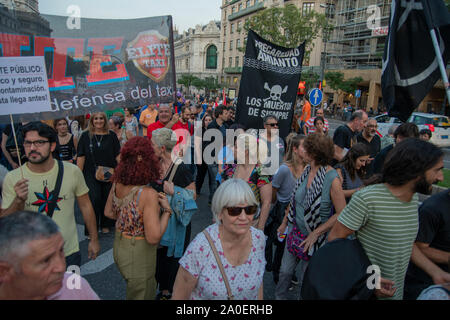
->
xmin=203 ymin=230 xmax=234 ymax=300
xmin=88 ymin=135 xmax=114 ymax=182
xmin=286 ymin=224 xmax=310 ymax=261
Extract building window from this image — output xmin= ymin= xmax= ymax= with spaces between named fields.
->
xmin=206 ymin=45 xmax=218 ymax=69
xmin=223 ymin=42 xmax=226 ymax=51
xmin=232 ymin=6 xmax=236 ymax=13
xmin=235 ymin=56 xmax=239 ymax=67
xmin=239 ymin=3 xmax=243 ymax=11
xmin=246 ymin=0 xmax=251 ymax=8
xmin=185 ymin=59 xmax=189 ymax=69
xmin=236 ymin=39 xmax=241 ymax=49
xmin=229 ymin=57 xmax=232 ymax=67
xmin=231 ymin=23 xmax=235 ymax=34
xmin=303 ymin=2 xmax=315 ymax=15
xmin=237 ymin=21 xmax=241 ymax=32
xmin=230 ymin=40 xmax=233 ymax=51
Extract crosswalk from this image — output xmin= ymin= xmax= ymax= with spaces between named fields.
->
xmin=77 ymin=223 xmax=114 ymax=276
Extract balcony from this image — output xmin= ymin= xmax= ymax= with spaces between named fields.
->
xmin=224 ymin=67 xmax=243 ymax=74
xmin=228 ymin=2 xmax=265 ymax=21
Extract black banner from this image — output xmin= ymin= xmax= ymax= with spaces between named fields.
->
xmin=381 ymin=0 xmax=450 ymax=122
xmin=0 ymin=12 xmax=176 ymax=123
xmin=235 ymin=30 xmax=304 ymax=138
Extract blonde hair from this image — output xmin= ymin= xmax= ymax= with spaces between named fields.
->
xmin=87 ymin=112 xmax=109 ymax=136
xmin=152 ymin=128 xmax=178 ymax=152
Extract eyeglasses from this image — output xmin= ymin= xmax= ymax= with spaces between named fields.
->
xmin=23 ymin=140 xmax=50 ymax=148
xmin=226 ymin=206 xmax=258 ymax=216
xmin=266 ymin=123 xmax=278 ymax=127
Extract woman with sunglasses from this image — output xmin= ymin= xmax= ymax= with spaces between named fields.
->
xmin=172 ymin=178 xmax=265 ymax=300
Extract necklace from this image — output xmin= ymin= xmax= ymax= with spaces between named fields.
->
xmin=93 ymin=134 xmax=103 ymax=147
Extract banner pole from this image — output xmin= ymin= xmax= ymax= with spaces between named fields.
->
xmin=9 ymin=114 xmax=24 ymax=179
xmin=430 ymin=28 xmax=450 ymax=106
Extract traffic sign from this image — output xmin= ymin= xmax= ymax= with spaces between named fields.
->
xmin=355 ymin=89 xmax=361 ymax=98
xmin=309 ymin=88 xmax=323 ymax=107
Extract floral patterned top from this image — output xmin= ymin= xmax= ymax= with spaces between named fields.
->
xmin=221 ymin=164 xmax=271 ymax=203
xmin=112 ymin=184 xmax=145 ymax=237
xmin=179 ymin=223 xmax=266 ymax=300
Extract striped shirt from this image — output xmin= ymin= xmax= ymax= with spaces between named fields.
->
xmin=304 ymin=117 xmax=329 ymax=133
xmin=337 ymin=184 xmax=419 ymax=300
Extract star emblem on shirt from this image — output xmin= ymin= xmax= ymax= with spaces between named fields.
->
xmin=32 ymin=186 xmax=63 ymax=214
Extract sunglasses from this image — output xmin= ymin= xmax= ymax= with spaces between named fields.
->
xmin=267 ymin=123 xmax=278 ymax=127
xmin=226 ymin=206 xmax=257 ymax=216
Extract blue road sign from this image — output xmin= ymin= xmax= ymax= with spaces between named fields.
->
xmin=309 ymin=88 xmax=323 ymax=106
xmin=355 ymin=89 xmax=361 ymax=98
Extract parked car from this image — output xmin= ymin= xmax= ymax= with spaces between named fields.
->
xmin=408 ymin=112 xmax=450 ymax=147
xmin=373 ymin=113 xmax=402 ymax=138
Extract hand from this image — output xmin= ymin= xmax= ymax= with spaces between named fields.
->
xmin=374 ymin=277 xmax=396 ymax=298
xmin=163 ymin=181 xmax=175 ymax=196
xmin=171 ymin=113 xmax=180 ymax=123
xmin=14 ymin=178 xmax=29 ymax=201
xmin=277 ymin=222 xmax=287 ymax=236
xmin=299 ymin=230 xmax=320 ymax=253
xmin=88 ymin=238 xmax=100 ymax=260
xmin=432 ymin=270 xmax=450 ymax=285
xmin=158 ymin=192 xmax=171 ymax=212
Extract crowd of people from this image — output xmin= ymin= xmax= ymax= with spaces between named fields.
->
xmin=0 ymin=93 xmax=448 ymax=301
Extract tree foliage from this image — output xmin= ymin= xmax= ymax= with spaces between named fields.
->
xmin=325 ymin=71 xmax=362 ymax=94
xmin=301 ymin=70 xmax=320 ymax=91
xmin=243 ymin=4 xmax=333 ymax=62
xmin=177 ymin=74 xmax=198 ymax=94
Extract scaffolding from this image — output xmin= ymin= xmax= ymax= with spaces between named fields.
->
xmin=325 ymin=0 xmax=391 ymax=70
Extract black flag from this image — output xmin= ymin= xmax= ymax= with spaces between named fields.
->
xmin=381 ymin=0 xmax=450 ymax=122
xmin=235 ymin=30 xmax=305 ymax=138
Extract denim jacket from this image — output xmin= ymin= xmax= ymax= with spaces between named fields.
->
xmin=160 ymin=186 xmax=197 ymax=258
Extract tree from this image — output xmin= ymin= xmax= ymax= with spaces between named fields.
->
xmin=177 ymin=74 xmax=198 ymax=95
xmin=192 ymin=77 xmax=221 ymax=97
xmin=325 ymin=71 xmax=362 ymax=95
xmin=243 ymin=4 xmax=333 ymax=62
xmin=301 ymin=70 xmax=320 ymax=92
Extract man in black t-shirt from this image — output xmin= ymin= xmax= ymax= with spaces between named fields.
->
xmin=356 ymin=118 xmax=381 ymax=177
xmin=332 ymin=110 xmax=368 ymax=166
xmin=404 ymin=189 xmax=450 ymax=300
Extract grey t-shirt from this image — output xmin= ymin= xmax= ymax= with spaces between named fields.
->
xmin=271 ymin=164 xmax=296 ymax=203
xmin=294 ymin=169 xmax=339 ymax=235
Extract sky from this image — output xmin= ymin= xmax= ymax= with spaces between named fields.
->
xmin=38 ymin=0 xmax=222 ymax=33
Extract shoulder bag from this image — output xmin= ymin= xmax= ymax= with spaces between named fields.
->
xmin=89 ymin=134 xmax=114 ymax=182
xmin=47 ymin=160 xmax=64 ymax=218
xmin=203 ymin=230 xmax=234 ymax=300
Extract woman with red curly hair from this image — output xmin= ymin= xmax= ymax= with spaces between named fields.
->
xmin=104 ymin=136 xmax=172 ymax=300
